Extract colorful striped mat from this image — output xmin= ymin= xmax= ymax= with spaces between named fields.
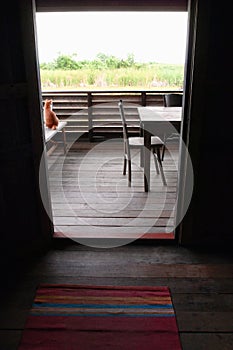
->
xmin=18 ymin=284 xmax=182 ymax=350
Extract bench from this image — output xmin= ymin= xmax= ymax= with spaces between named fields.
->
xmin=44 ymin=121 xmax=67 ymax=155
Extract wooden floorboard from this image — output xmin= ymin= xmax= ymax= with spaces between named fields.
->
xmin=46 ymin=140 xmax=179 ymax=240
xmin=0 ymin=243 xmax=233 ymax=349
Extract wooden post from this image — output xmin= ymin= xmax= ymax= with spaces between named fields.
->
xmin=87 ymin=92 xmax=93 ymax=141
xmin=141 ymin=91 xmax=146 ymax=106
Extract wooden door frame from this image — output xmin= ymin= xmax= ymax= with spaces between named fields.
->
xmin=20 ymin=0 xmax=54 ymax=243
xmin=175 ymin=0 xmax=196 ymax=244
xmin=33 ymin=0 xmax=192 ymax=243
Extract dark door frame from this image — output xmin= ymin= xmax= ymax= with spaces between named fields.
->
xmin=33 ymin=0 xmax=193 ymax=244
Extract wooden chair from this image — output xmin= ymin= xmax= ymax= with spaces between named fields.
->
xmin=164 ymin=93 xmax=183 ymax=107
xmin=162 ymin=93 xmax=183 ymax=160
xmin=118 ymin=100 xmax=167 ymax=187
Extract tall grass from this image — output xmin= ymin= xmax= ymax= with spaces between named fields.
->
xmin=40 ymin=63 xmax=184 ymax=90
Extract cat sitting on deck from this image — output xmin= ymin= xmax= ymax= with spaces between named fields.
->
xmin=44 ymin=99 xmax=59 ymax=130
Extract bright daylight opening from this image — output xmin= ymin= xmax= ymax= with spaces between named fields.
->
xmin=36 ymin=12 xmax=191 ymax=246
xmin=36 ymin=12 xmax=188 ymax=91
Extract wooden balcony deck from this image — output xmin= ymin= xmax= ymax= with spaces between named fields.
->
xmin=47 ymin=138 xmax=179 ymax=242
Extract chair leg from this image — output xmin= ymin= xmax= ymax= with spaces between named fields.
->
xmin=123 ymin=156 xmax=127 ymax=175
xmin=128 ymin=159 xmax=132 ymax=187
xmin=153 ymin=152 xmax=160 ymax=174
xmin=156 ymin=148 xmax=167 ymax=186
xmin=161 ymin=143 xmax=166 ymax=161
xmin=140 ymin=148 xmax=144 ymax=167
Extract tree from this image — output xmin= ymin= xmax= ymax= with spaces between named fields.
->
xmin=54 ymin=54 xmax=81 ymax=70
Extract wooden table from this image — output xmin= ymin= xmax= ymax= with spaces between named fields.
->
xmin=137 ymin=106 xmax=182 ymax=192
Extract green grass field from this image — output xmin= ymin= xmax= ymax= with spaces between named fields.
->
xmin=40 ymin=63 xmax=184 ymax=91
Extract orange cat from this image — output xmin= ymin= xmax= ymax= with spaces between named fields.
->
xmin=44 ymin=99 xmax=59 ymax=130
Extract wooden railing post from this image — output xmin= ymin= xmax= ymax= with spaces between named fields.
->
xmin=87 ymin=92 xmax=93 ymax=141
xmin=141 ymin=91 xmax=146 ymax=106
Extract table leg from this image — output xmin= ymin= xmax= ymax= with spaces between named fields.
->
xmin=144 ymin=129 xmax=151 ymax=192
xmin=140 ymin=123 xmax=144 ymax=167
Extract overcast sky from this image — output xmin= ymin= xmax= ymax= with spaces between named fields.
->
xmin=36 ymin=12 xmax=188 ymax=64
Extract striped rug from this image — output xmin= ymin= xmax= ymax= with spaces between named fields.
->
xmin=18 ymin=284 xmax=182 ymax=350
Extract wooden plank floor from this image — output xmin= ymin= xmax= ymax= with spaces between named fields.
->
xmin=47 ymin=139 xmax=179 ymax=242
xmin=0 ymin=242 xmax=233 ymax=349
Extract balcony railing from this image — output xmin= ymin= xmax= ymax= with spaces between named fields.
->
xmin=42 ymin=90 xmax=183 ymax=141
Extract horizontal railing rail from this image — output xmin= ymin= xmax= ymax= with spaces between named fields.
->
xmin=42 ymin=90 xmax=183 ymax=141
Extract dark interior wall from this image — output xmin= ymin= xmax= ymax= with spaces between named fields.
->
xmin=180 ymin=0 xmax=233 ymax=246
xmin=0 ymin=0 xmax=53 ymax=262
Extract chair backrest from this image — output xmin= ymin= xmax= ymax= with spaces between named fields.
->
xmin=118 ymin=99 xmax=130 ymax=140
xmin=118 ymin=100 xmax=132 ymax=157
xmin=164 ymin=93 xmax=183 ymax=107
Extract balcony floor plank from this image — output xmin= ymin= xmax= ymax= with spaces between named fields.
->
xmin=47 ymin=140 xmax=179 ymax=240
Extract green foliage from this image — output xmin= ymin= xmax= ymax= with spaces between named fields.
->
xmin=40 ymin=53 xmax=81 ymax=70
xmin=40 ymin=53 xmax=184 ymax=90
xmin=40 ymin=52 xmax=138 ymax=71
xmin=54 ymin=54 xmax=80 ymax=70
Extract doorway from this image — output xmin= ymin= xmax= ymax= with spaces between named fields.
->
xmin=35 ymin=8 xmax=192 ymax=247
